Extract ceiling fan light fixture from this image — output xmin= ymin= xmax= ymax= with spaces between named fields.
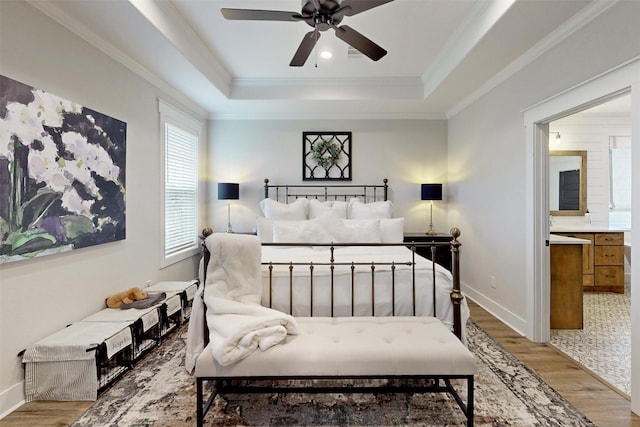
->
xmin=220 ymin=0 xmax=394 ymax=67
xmin=320 ymin=50 xmax=333 ymax=59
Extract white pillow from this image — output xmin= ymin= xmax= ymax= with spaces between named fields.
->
xmin=260 ymin=198 xmax=308 ymax=220
xmin=330 ymin=219 xmax=381 ymax=244
xmin=272 ymin=219 xmax=333 ymax=244
xmin=256 ymin=217 xmax=274 ymax=243
xmin=308 ymin=199 xmax=348 ymax=219
xmin=347 ymin=199 xmax=393 ymax=219
xmin=380 ymin=217 xmax=405 ymax=243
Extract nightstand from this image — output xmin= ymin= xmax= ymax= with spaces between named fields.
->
xmin=403 ymin=233 xmax=454 ymax=271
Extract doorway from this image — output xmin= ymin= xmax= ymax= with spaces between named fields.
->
xmin=523 ymin=62 xmax=639 ymax=414
xmin=546 ymin=95 xmax=632 ymax=396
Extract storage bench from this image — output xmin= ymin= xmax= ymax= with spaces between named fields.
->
xmin=146 ymin=280 xmax=198 ymax=322
xmin=195 ymin=316 xmax=476 ymax=426
xmin=22 ymin=321 xmax=134 ymax=401
xmin=81 ymin=306 xmax=162 ymax=360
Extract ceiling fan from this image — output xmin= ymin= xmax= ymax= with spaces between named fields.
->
xmin=221 ymin=0 xmax=394 ymax=67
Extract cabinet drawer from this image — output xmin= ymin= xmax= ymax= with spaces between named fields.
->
xmin=595 ymin=266 xmax=624 ymax=286
xmin=594 ymin=246 xmax=624 ymax=265
xmin=595 ymin=233 xmax=624 ymax=246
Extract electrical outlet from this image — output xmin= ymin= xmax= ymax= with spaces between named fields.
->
xmin=145 ymin=280 xmax=152 ymax=288
xmin=490 ymin=276 xmax=496 ymax=289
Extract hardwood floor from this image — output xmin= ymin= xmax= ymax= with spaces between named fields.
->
xmin=468 ymin=300 xmax=639 ymax=427
xmin=1 ymin=300 xmax=638 ymax=426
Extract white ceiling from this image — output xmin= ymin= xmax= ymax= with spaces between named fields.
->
xmin=30 ymin=0 xmax=609 ymax=119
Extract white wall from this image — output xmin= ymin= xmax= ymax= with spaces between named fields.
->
xmin=448 ymin=0 xmax=640 ymax=335
xmin=448 ymin=0 xmax=640 ymax=415
xmin=0 ymin=2 xmax=204 ymax=415
xmin=206 ymin=119 xmax=449 ymax=234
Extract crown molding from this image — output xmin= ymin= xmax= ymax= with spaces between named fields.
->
xmin=209 ymin=111 xmax=446 ymax=121
xmin=421 ymin=0 xmax=517 ymax=100
xmin=230 ymin=77 xmax=424 ymax=100
xmin=25 ymin=0 xmax=208 ymax=119
xmin=128 ymin=0 xmax=232 ymax=97
xmin=446 ymin=0 xmax=620 ymax=119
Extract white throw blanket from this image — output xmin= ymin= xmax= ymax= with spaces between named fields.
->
xmin=203 ymin=233 xmax=298 ymax=367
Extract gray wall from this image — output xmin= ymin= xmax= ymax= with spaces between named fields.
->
xmin=206 ymin=119 xmax=449 ymax=234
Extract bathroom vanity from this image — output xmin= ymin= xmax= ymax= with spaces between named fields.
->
xmin=551 ymin=225 xmax=627 ymax=293
xmin=549 ymin=234 xmax=591 ymax=329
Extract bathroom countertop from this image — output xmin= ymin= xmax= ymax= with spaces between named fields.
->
xmin=549 ymin=234 xmax=591 ymax=245
xmin=549 ymin=225 xmax=630 ymax=233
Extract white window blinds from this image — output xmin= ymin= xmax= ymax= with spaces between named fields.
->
xmin=164 ymin=122 xmax=198 ymax=256
xmin=159 ymin=100 xmax=200 ymax=266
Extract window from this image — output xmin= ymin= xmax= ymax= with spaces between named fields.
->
xmin=159 ymin=100 xmax=201 ymax=267
xmin=608 ymin=135 xmax=631 ymax=229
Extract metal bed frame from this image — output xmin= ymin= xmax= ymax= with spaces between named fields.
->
xmin=195 ymin=179 xmax=472 ymax=426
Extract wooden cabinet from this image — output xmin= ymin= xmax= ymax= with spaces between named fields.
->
xmin=555 ymin=231 xmax=624 ymax=293
xmin=403 ymin=233 xmax=453 ymax=271
xmin=550 ymin=243 xmax=584 ymax=329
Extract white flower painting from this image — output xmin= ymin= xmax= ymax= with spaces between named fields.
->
xmin=0 ymin=75 xmax=126 ymax=263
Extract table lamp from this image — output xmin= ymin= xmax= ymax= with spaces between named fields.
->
xmin=218 ymin=182 xmax=239 ymax=233
xmin=421 ymin=183 xmax=442 ymax=235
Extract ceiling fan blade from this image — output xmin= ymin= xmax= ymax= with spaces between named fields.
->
xmin=221 ymin=8 xmax=304 ymax=22
xmin=334 ymin=25 xmax=387 ymax=61
xmin=290 ymin=31 xmax=321 ymax=67
xmin=334 ymin=0 xmax=394 ymax=18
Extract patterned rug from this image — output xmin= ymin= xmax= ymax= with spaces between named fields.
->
xmin=71 ymin=321 xmax=595 ymax=426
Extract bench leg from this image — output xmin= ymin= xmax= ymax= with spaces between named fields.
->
xmin=467 ymin=376 xmax=474 ymax=427
xmin=196 ymin=378 xmax=204 ymax=427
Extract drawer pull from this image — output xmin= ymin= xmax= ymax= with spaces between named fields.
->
xmin=606 ymin=274 xmax=615 ymax=278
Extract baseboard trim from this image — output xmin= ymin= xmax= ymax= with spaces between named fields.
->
xmin=462 ymin=283 xmax=527 ymax=337
xmin=0 ymin=381 xmax=25 ymax=420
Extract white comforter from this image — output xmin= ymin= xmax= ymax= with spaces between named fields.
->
xmin=189 ymin=233 xmax=298 ymax=369
xmin=261 ymin=245 xmax=467 ymax=330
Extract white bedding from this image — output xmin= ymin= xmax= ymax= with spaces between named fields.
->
xmin=203 ymin=233 xmax=298 ymax=367
xmin=261 ymin=245 xmax=469 ymax=333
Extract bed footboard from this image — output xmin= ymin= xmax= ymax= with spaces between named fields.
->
xmin=200 ymin=227 xmax=465 ymax=339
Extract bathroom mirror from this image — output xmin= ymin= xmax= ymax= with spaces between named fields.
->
xmin=549 ymin=150 xmax=587 ymax=216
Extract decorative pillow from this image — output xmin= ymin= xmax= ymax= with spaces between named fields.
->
xmin=308 ymin=199 xmax=348 ymax=219
xmin=330 ymin=219 xmax=382 ymax=244
xmin=256 ymin=217 xmax=274 ymax=243
xmin=347 ymin=198 xmax=393 ymax=219
xmin=380 ymin=217 xmax=405 ymax=243
xmin=260 ymin=198 xmax=308 ymax=220
xmin=272 ymin=219 xmax=333 ymax=244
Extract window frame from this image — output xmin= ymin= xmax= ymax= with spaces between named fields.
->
xmin=159 ymin=99 xmax=201 ymax=268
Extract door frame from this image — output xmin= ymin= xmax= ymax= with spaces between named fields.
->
xmin=523 ymin=57 xmax=639 ymax=414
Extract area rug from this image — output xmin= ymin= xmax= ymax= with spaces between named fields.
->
xmin=71 ymin=321 xmax=595 ymax=426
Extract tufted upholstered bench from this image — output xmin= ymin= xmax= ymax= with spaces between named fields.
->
xmin=195 ymin=316 xmax=476 ymax=426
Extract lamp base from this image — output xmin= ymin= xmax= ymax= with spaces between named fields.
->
xmin=425 ymin=229 xmax=438 ymax=235
xmin=226 ymin=201 xmax=233 ymax=233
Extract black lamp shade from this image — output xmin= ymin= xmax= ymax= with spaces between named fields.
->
xmin=218 ymin=183 xmax=239 ymax=200
xmin=421 ymin=183 xmax=442 ymax=201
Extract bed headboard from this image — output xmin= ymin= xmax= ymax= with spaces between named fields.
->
xmin=263 ymin=178 xmax=388 ymax=203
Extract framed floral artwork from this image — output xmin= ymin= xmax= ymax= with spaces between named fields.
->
xmin=0 ymin=75 xmax=127 ymax=263
xmin=302 ymin=131 xmax=352 ymax=181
